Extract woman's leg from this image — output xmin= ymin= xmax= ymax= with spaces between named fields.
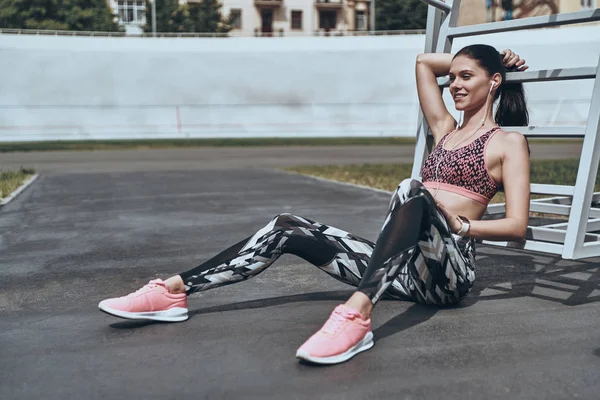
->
xmin=177 ymin=213 xmax=376 ymax=295
xmin=99 ymin=213 xmax=378 ymax=321
xmin=394 ymin=193 xmax=476 ymax=306
xmin=296 ymin=178 xmax=476 ymax=364
xmin=356 ymin=179 xmax=476 ymax=308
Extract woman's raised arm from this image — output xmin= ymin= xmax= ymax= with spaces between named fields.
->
xmin=415 ymin=53 xmax=457 ymax=143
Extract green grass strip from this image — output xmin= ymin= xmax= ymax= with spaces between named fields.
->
xmin=284 ymin=158 xmax=599 ymax=204
xmin=0 ymin=167 xmax=36 ymax=200
xmin=0 ymin=137 xmax=582 ymax=153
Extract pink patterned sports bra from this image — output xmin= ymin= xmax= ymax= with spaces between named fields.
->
xmin=421 ymin=127 xmax=502 ymax=205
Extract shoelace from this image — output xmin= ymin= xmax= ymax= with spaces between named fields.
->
xmin=321 ymin=308 xmax=359 ymax=335
xmin=127 ymin=280 xmax=165 ymax=297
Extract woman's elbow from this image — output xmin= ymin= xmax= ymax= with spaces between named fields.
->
xmin=513 ymin=223 xmax=528 ymax=242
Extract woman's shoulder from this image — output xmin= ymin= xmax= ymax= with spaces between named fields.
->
xmin=490 ymin=128 xmax=527 ymax=146
xmin=490 ymin=129 xmax=530 ymax=157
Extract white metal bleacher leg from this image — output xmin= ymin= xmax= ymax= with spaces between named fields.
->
xmin=411 ymin=5 xmax=448 ymax=179
xmin=562 ymin=55 xmax=600 ymax=260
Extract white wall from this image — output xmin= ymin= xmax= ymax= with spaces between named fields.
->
xmin=0 ymin=25 xmax=598 ymax=142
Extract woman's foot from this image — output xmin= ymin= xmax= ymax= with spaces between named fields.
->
xmin=296 ymin=304 xmax=373 ymax=365
xmin=98 ymin=279 xmax=188 ymax=322
xmin=344 ymin=291 xmax=373 ymax=319
xmin=164 ymin=275 xmax=186 ymax=294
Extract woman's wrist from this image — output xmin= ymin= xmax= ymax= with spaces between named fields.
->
xmin=454 ymin=215 xmax=471 ymax=237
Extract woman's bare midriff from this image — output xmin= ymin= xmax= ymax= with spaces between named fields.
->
xmin=424 ymin=187 xmax=489 ymax=221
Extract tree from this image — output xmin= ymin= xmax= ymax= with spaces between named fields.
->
xmin=187 ymin=0 xmax=230 ymax=33
xmin=375 ymin=0 xmax=428 ymax=31
xmin=0 ymin=0 xmax=122 ymax=31
xmin=143 ymin=0 xmax=179 ymax=32
xmin=143 ymin=0 xmax=230 ymax=33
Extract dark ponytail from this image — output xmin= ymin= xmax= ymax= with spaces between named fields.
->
xmin=454 ymin=44 xmax=529 ymax=127
xmin=495 ymin=70 xmax=529 ymax=127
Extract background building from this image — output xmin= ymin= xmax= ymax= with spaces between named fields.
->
xmin=106 ymin=0 xmax=373 ymax=35
xmin=458 ymin=0 xmax=598 ymax=26
xmin=107 ymin=0 xmax=598 ymax=35
xmin=187 ymin=0 xmax=373 ymax=36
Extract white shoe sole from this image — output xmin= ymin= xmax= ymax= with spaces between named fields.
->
xmin=296 ymin=331 xmax=374 ymax=365
xmin=98 ymin=302 xmax=189 ymax=322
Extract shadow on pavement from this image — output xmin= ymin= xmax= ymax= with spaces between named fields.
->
xmin=373 ymin=303 xmax=439 ymax=341
xmin=465 ymin=253 xmax=600 ymax=307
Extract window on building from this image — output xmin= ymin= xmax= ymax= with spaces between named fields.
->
xmin=291 ymin=10 xmax=303 ymax=30
xmin=580 ymin=0 xmax=596 ymax=8
xmin=355 ymin=10 xmax=367 ymax=31
xmin=319 ymin=10 xmax=337 ymax=31
xmin=230 ymin=9 xmax=242 ymax=29
xmin=117 ymin=1 xmax=145 ymax=24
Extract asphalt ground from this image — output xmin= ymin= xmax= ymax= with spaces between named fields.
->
xmin=1 ymin=144 xmax=599 ymax=400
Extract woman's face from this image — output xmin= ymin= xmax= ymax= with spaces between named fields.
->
xmin=449 ymin=55 xmax=497 ymax=112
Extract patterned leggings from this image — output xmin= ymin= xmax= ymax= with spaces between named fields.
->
xmin=179 ymin=179 xmax=476 ymax=306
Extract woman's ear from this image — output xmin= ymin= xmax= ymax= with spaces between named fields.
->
xmin=492 ymin=72 xmax=502 ymax=89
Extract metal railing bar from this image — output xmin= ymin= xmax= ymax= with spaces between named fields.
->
xmin=438 ymin=67 xmax=597 ymax=87
xmin=506 ymin=126 xmax=586 ymax=138
xmin=530 ymin=184 xmax=575 ymax=196
xmin=447 ymin=9 xmax=600 ymax=38
xmin=480 ymin=239 xmax=564 ymax=254
xmin=0 ymin=27 xmax=426 ymax=38
xmin=420 ymin=0 xmax=452 ymax=13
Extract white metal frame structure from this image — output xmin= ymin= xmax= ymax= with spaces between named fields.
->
xmin=412 ymin=0 xmax=600 ymax=260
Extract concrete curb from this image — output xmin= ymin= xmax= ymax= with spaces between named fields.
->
xmin=0 ymin=173 xmax=39 ymax=207
xmin=279 ymin=169 xmax=395 ymax=196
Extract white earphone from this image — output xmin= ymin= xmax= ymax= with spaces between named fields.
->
xmin=488 ymin=81 xmax=496 ymax=94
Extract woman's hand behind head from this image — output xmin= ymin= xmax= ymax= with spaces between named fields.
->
xmin=500 ymin=49 xmax=529 ymax=71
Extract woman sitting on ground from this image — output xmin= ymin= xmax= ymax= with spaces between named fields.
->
xmin=99 ymin=44 xmax=531 ymax=365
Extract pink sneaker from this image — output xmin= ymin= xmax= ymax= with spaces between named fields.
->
xmin=98 ymin=279 xmax=188 ymax=322
xmin=296 ymin=304 xmax=373 ymax=365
